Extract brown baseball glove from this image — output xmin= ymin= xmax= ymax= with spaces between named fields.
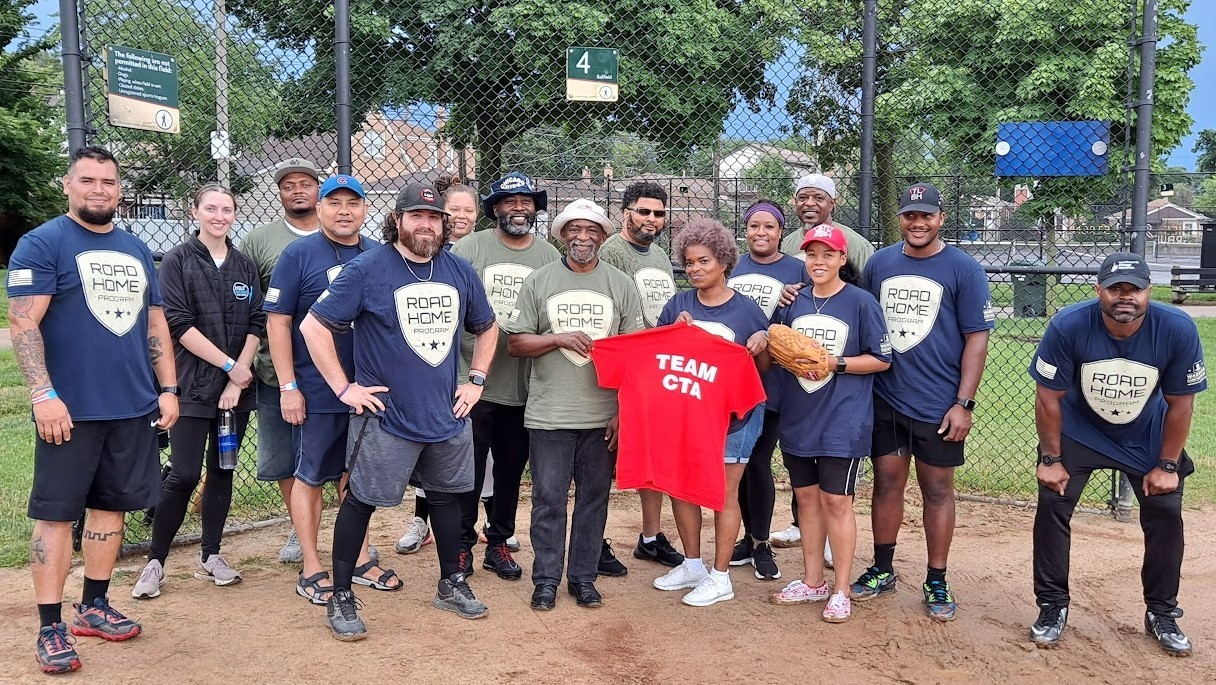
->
xmin=768 ymin=324 xmax=832 ymax=379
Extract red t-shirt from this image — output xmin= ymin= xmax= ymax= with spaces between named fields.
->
xmin=591 ymin=323 xmax=766 ymax=511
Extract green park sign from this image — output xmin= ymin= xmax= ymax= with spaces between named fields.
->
xmin=104 ymin=45 xmax=181 ymax=134
xmin=566 ymin=47 xmax=619 ymax=102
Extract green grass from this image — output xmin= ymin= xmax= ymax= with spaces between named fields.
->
xmin=0 ymin=269 xmax=8 ymax=326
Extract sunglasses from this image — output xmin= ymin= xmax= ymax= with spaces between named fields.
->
xmin=627 ymin=207 xmax=667 ymax=218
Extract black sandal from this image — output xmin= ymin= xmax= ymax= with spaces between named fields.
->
xmin=352 ymin=561 xmax=403 ymax=591
xmin=296 ymin=571 xmax=333 ymax=605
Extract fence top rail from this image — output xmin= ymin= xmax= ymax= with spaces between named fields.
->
xmin=984 ymin=265 xmax=1100 ymax=276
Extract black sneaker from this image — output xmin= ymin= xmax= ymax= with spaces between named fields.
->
xmin=1029 ymin=603 xmax=1068 ymax=647
xmin=36 ymin=622 xmax=81 ymax=674
xmin=458 ymin=549 xmax=475 ymax=577
xmin=598 ymin=539 xmax=628 ymax=577
xmin=325 ymin=588 xmax=367 ymax=642
xmin=434 ymin=574 xmax=488 ymax=619
xmin=728 ymin=538 xmax=754 ymax=567
xmin=483 ymin=541 xmax=523 ymax=580
xmin=633 ymin=532 xmax=684 ymax=567
xmin=1145 ymin=608 xmax=1192 ymax=656
xmin=752 ymin=541 xmax=781 ymax=580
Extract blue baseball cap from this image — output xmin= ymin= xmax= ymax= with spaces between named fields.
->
xmin=319 ymin=174 xmax=367 ymax=199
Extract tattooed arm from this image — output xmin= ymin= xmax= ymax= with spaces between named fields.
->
xmin=8 ymin=295 xmax=75 ymax=444
xmin=147 ymin=306 xmax=179 ymax=430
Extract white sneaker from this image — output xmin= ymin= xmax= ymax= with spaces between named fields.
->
xmin=823 ymin=591 xmax=852 ymax=623
xmin=395 ymin=517 xmax=433 ymax=554
xmin=770 ymin=524 xmax=801 ymax=548
xmin=506 ymin=536 xmax=521 ymax=552
xmin=682 ymin=571 xmax=735 ymax=607
xmin=132 ymin=559 xmax=165 ymax=599
xmin=195 ymin=554 xmax=242 ymax=586
xmin=653 ymin=559 xmax=709 ymax=591
xmin=825 ymin=540 xmax=834 ymax=569
xmin=279 ymin=529 xmax=303 ymax=564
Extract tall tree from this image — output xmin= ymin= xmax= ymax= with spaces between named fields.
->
xmin=229 ymin=0 xmax=798 ymax=182
xmin=1194 ymin=129 xmax=1216 ymax=173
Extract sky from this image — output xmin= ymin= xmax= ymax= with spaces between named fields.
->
xmin=25 ymin=0 xmax=1215 ymax=170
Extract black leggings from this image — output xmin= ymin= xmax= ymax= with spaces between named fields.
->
xmin=149 ymin=412 xmax=249 ymax=564
xmin=738 ymin=410 xmax=780 ymax=541
xmin=333 ymin=489 xmax=464 ymax=592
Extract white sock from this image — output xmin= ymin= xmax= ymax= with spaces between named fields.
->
xmin=684 ymin=557 xmax=705 ymax=572
xmin=642 ymin=534 xmax=657 ymax=544
xmin=710 ymin=567 xmax=729 ymax=578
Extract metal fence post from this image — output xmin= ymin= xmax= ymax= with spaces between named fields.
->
xmin=1129 ymin=0 xmax=1158 ymax=257
xmin=60 ymin=0 xmax=88 ymax=152
xmin=858 ymin=0 xmax=878 ymax=241
xmin=334 ymin=0 xmax=353 ymax=173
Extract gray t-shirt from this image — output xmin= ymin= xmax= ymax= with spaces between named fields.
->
xmin=598 ymin=233 xmax=676 ymax=328
xmin=240 ymin=217 xmax=314 ymax=385
xmin=503 ymin=259 xmax=645 ymax=430
xmin=452 ymin=230 xmax=561 ymax=406
xmin=781 ymin=222 xmax=875 ymax=271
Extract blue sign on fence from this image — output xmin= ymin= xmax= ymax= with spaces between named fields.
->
xmin=994 ymin=121 xmax=1110 ymax=177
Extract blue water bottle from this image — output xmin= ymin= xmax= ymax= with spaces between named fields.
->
xmin=217 ymin=409 xmax=238 ymax=470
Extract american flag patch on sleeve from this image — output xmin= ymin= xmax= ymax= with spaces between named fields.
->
xmin=7 ymin=269 xmax=33 ymax=288
xmin=1035 ymin=356 xmax=1057 ymax=380
xmin=265 ymin=287 xmax=280 ymax=304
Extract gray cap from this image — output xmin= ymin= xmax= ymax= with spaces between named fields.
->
xmin=273 ymin=158 xmax=321 ymax=185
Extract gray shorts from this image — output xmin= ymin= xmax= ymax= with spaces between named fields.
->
xmin=255 ymin=381 xmax=296 ymax=481
xmin=346 ymin=415 xmax=475 ymax=508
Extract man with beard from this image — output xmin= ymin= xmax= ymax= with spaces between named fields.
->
xmin=505 ymin=199 xmax=644 ymax=610
xmin=598 ymin=182 xmax=683 ymax=573
xmin=449 ymin=172 xmax=559 ymax=580
xmin=265 ymin=175 xmax=390 ymax=606
xmin=1028 ymin=252 xmax=1204 ymax=655
xmin=8 ymin=147 xmax=179 ymax=674
xmin=239 ymin=158 xmax=321 ymax=564
xmin=781 ymin=173 xmax=874 ymax=269
xmin=303 ymin=182 xmax=498 ymax=639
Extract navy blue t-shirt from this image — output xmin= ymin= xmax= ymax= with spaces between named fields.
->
xmin=658 ymin=289 xmax=770 ymax=348
xmin=264 ymin=231 xmax=374 ymax=413
xmin=729 ymin=252 xmax=809 ymax=409
xmin=1029 ymin=300 xmax=1206 ymax=474
xmin=310 ymin=244 xmax=496 ymax=442
xmin=862 ymin=243 xmax=994 ymax=424
xmin=7 ymin=216 xmax=162 ymax=420
xmin=773 ymin=284 xmax=891 ymax=458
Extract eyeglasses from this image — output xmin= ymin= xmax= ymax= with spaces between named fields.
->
xmin=627 ymin=207 xmax=667 ymax=218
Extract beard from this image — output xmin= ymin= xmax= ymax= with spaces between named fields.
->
xmin=76 ymin=205 xmax=116 ymax=225
xmin=567 ymin=240 xmax=599 ymax=265
xmin=401 ymin=229 xmax=442 ymax=259
xmin=498 ymin=212 xmax=535 ymax=236
xmin=626 ymin=220 xmax=660 ymax=245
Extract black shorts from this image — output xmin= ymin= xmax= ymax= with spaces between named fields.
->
xmin=782 ymin=452 xmax=863 ymax=496
xmin=870 ymin=393 xmax=965 ymax=468
xmin=292 ymin=412 xmax=349 ymax=487
xmin=28 ymin=410 xmax=161 ymax=521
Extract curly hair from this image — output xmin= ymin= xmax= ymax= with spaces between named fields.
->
xmin=674 ymin=218 xmax=739 ymax=277
xmin=622 ymin=181 xmax=668 ymax=210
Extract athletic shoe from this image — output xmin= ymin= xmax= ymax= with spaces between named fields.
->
xmin=633 ymin=532 xmax=684 ymax=567
xmin=851 ymin=567 xmax=897 ymax=601
xmin=770 ymin=579 xmax=830 ymax=605
xmin=132 ymin=559 xmax=165 ymax=600
xmin=35 ymin=622 xmax=81 ymax=674
xmin=506 ymin=536 xmax=521 ymax=553
xmin=567 ymin=581 xmax=603 ymax=608
xmin=824 ymin=540 xmax=834 ymax=569
xmin=530 ymin=584 xmax=557 ymax=611
xmin=598 ymin=539 xmax=628 ymax=577
xmin=483 ymin=541 xmax=523 ymax=580
xmin=279 ymin=528 xmax=303 ymax=564
xmin=395 ymin=517 xmax=432 ymax=554
xmin=434 ymin=574 xmax=488 ymax=619
xmin=769 ymin=524 xmax=801 ymax=548
xmin=682 ymin=571 xmax=734 ymax=607
xmin=752 ymin=541 xmax=781 ymax=580
xmin=728 ymin=538 xmax=754 ymax=566
xmin=195 ymin=554 xmax=242 ymax=586
xmin=923 ymin=580 xmax=957 ymax=622
xmin=822 ymin=591 xmax=852 ymax=623
xmin=1145 ymin=608 xmax=1192 ymax=656
xmin=1029 ymin=603 xmax=1068 ymax=646
xmin=458 ymin=549 xmax=475 ymax=577
xmin=653 ymin=560 xmax=708 ymax=591
xmin=70 ymin=597 xmax=141 ymax=641
xmin=325 ymin=588 xmax=367 ymax=642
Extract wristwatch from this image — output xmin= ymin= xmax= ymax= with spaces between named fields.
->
xmin=160 ymin=385 xmax=181 ymax=396
xmin=835 ymin=357 xmax=847 ymax=374
xmin=468 ymin=374 xmax=486 ymax=387
xmin=1158 ymin=459 xmax=1179 ymax=474
xmin=1038 ymin=454 xmax=1062 ymax=467
xmin=954 ymin=397 xmax=978 ymax=411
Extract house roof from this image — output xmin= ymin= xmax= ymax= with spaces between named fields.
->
xmin=721 ymin=143 xmax=816 ymax=168
xmin=236 ymin=133 xmax=338 ymax=177
xmin=1105 ymin=199 xmax=1214 ymax=223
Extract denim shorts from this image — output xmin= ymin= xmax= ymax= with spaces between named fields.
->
xmin=725 ymin=403 xmax=766 ymax=465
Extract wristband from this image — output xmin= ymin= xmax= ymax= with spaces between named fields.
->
xmin=337 ymin=383 xmax=352 ymax=399
xmin=32 ymin=388 xmax=58 ymax=404
xmin=279 ymin=381 xmax=299 ymax=392
xmin=222 ymin=358 xmax=236 ymax=372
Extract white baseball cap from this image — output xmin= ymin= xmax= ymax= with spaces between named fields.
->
xmin=550 ymin=199 xmax=616 ymax=240
xmin=795 ymin=173 xmax=838 ymax=199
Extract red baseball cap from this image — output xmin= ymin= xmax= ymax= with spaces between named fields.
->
xmin=799 ymin=224 xmax=847 ymax=253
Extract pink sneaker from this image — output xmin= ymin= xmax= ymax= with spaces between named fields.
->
xmin=770 ymin=579 xmax=830 ymax=605
xmin=823 ymin=591 xmax=852 ymax=623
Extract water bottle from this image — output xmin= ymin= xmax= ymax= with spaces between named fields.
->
xmin=217 ymin=409 xmax=238 ymax=470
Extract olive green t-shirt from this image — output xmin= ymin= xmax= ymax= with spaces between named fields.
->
xmin=239 ymin=218 xmax=316 ymax=385
xmin=780 ymin=222 xmax=875 ymax=271
xmin=452 ymin=230 xmax=561 ymax=406
xmin=503 ymin=259 xmax=644 ymax=430
xmin=598 ymin=233 xmax=676 ymax=328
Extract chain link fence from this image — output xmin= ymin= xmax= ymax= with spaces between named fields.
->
xmin=62 ymin=0 xmax=1177 ymax=542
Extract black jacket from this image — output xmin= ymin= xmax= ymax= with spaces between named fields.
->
xmin=161 ymin=236 xmax=267 ymax=419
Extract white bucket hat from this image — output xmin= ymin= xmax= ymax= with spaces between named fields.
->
xmin=549 ymin=199 xmax=616 ymax=240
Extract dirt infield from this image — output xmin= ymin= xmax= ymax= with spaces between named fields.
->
xmin=1 ymin=495 xmax=1215 ymax=684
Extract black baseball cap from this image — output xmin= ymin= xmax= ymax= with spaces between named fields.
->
xmin=899 ymin=182 xmax=943 ymax=214
xmin=1097 ymin=252 xmax=1151 ymax=289
xmin=395 ymin=182 xmax=449 ymax=215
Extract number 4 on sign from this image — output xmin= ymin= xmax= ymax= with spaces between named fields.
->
xmin=576 ymin=51 xmax=590 ymax=74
